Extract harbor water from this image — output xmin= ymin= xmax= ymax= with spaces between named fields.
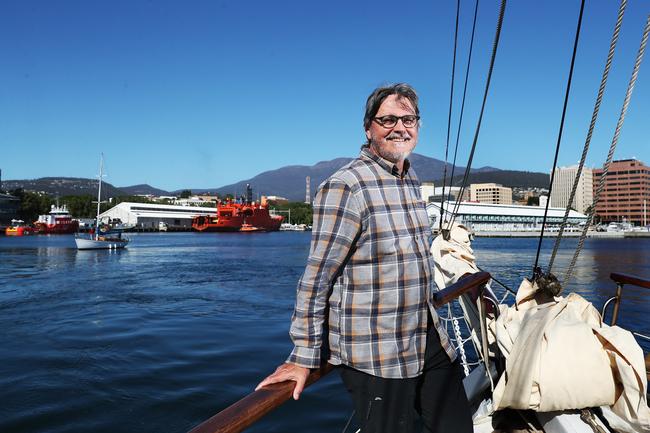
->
xmin=1 ymin=233 xmax=648 ymax=433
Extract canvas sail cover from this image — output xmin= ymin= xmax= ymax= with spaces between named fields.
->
xmin=430 ymin=224 xmax=650 ymax=432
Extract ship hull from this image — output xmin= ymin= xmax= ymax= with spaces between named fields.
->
xmin=5 ymin=227 xmax=37 ymax=236
xmin=75 ymin=237 xmax=129 ymax=250
xmin=34 ymin=221 xmax=79 ymax=234
xmin=192 ymin=205 xmax=283 ymax=233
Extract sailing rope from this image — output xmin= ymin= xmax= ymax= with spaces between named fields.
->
xmin=440 ymin=0 xmax=461 ymax=231
xmin=446 ymin=0 xmax=480 ymax=209
xmin=563 ymin=14 xmax=650 ymax=286
xmin=547 ymin=0 xmax=627 ymax=274
xmin=531 ymin=0 xmax=585 ymax=279
xmin=446 ymin=0 xmax=507 ymax=232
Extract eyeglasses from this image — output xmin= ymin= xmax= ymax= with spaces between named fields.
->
xmin=373 ymin=115 xmax=420 ymax=129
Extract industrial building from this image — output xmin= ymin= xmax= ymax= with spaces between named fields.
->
xmin=550 ymin=165 xmax=593 ymax=214
xmin=99 ymin=202 xmax=217 ymax=230
xmin=427 ymin=201 xmax=587 ymax=232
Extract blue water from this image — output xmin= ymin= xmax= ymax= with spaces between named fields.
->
xmin=0 ymin=233 xmax=648 ymax=433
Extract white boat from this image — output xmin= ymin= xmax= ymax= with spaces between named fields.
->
xmin=75 ymin=154 xmax=129 ymax=250
xmin=75 ymin=234 xmax=128 ymax=250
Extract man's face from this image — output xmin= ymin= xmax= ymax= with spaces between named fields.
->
xmin=365 ymin=94 xmax=419 ymax=164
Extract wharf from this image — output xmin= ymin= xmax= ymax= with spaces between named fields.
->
xmin=474 ymin=230 xmax=650 ymax=238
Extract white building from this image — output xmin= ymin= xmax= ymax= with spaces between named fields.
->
xmin=420 ymin=182 xmax=435 ymax=202
xmin=470 ymin=183 xmax=513 ymax=205
xmin=427 ymin=201 xmax=587 ymax=232
xmin=99 ymin=202 xmax=217 ymax=229
xmin=549 ymin=165 xmax=593 ymax=214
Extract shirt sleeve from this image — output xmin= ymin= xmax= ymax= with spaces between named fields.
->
xmin=287 ymin=177 xmax=362 ymax=368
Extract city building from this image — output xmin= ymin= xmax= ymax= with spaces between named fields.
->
xmin=420 ymin=182 xmax=435 ymax=202
xmin=469 ymin=183 xmax=513 ymax=205
xmin=99 ymin=202 xmax=217 ymax=230
xmin=549 ymin=165 xmax=593 ymax=214
xmin=593 ymin=159 xmax=650 ymax=226
xmin=427 ymin=201 xmax=587 ymax=232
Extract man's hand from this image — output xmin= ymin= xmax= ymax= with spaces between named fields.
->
xmin=255 ymin=363 xmax=310 ymax=400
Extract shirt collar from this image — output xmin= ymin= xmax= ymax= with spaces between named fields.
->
xmin=360 ymin=145 xmax=410 ymax=178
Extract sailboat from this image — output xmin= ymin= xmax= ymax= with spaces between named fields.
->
xmin=74 ymin=154 xmax=129 ymax=250
xmin=186 ymin=2 xmax=650 ymax=432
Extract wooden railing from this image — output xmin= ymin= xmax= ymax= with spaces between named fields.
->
xmin=187 ymin=272 xmax=492 ymax=433
xmin=607 ymin=272 xmax=650 ymax=326
xmin=610 ymin=272 xmax=650 ymax=290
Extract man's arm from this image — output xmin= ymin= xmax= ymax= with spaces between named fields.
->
xmin=256 ymin=178 xmax=362 ymax=399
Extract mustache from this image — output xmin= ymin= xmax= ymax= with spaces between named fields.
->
xmin=386 ymin=132 xmax=411 ymax=140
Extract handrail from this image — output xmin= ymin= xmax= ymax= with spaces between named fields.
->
xmin=432 ymin=271 xmax=491 ymax=308
xmin=188 ymin=363 xmax=334 ymax=433
xmin=189 ymin=272 xmax=492 ymax=433
xmin=610 ymin=272 xmax=650 ymax=290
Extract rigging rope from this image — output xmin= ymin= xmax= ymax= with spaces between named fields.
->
xmin=547 ymin=0 xmax=627 ymax=274
xmin=563 ymin=15 xmax=650 ymax=287
xmin=446 ymin=0 xmax=507 ymax=232
xmin=446 ymin=0 xmax=480 ymax=208
xmin=440 ymin=0 xmax=462 ymax=231
xmin=531 ymin=0 xmax=585 ymax=279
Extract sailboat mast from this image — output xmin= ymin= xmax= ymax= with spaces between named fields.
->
xmin=96 ymin=154 xmax=104 ymax=239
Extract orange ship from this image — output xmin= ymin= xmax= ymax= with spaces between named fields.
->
xmin=5 ymin=220 xmax=38 ymax=236
xmin=192 ymin=185 xmax=283 ymax=232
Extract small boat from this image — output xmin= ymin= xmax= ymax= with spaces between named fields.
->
xmin=239 ymin=223 xmax=263 ymax=232
xmin=75 ymin=154 xmax=129 ymax=250
xmin=5 ymin=219 xmax=37 ymax=236
xmin=75 ymin=230 xmax=129 ymax=250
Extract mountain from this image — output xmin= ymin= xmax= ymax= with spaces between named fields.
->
xmin=120 ymin=184 xmax=171 ymax=196
xmin=4 ymin=157 xmax=549 ymax=202
xmin=195 ymin=153 xmax=504 ymax=201
xmin=3 ymin=177 xmax=125 ymax=198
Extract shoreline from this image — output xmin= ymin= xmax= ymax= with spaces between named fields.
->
xmin=473 ymin=230 xmax=650 ymax=238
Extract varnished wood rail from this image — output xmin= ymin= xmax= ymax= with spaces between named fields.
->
xmin=188 ymin=363 xmax=334 ymax=433
xmin=188 ymin=271 xmax=492 ymax=433
xmin=432 ymin=271 xmax=492 ymax=308
xmin=610 ymin=272 xmax=650 ymax=290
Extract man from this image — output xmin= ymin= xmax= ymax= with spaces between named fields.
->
xmin=256 ymin=84 xmax=472 ymax=433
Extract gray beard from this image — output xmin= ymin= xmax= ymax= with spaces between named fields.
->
xmin=370 ymin=140 xmax=412 ymax=164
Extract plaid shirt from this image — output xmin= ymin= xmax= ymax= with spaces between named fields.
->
xmin=287 ymin=147 xmax=456 ymax=379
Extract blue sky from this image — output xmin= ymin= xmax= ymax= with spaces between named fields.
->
xmin=1 ymin=0 xmax=648 ymax=191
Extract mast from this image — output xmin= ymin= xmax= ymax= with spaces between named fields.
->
xmin=96 ymin=154 xmax=104 ymax=240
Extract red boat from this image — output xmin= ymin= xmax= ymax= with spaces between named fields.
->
xmin=34 ymin=205 xmax=79 ymax=234
xmin=192 ymin=185 xmax=283 ymax=232
xmin=5 ymin=220 xmax=38 ymax=236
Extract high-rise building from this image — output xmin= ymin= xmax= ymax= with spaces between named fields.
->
xmin=549 ymin=165 xmax=593 ymax=214
xmin=305 ymin=176 xmax=311 ymax=204
xmin=469 ymin=183 xmax=512 ymax=205
xmin=593 ymin=159 xmax=650 ymax=225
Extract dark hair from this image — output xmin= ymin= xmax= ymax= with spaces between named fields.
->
xmin=363 ymin=83 xmax=420 ymax=132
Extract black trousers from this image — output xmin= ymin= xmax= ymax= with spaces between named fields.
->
xmin=340 ymin=324 xmax=473 ymax=433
